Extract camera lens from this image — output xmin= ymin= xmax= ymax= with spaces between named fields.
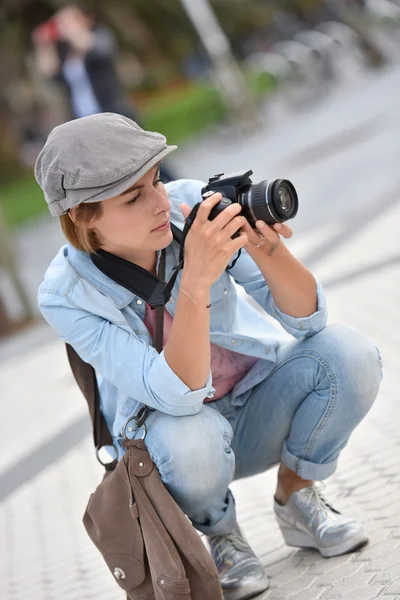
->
xmin=278 ymin=186 xmax=292 ymax=213
xmin=240 ymin=179 xmax=298 ymax=226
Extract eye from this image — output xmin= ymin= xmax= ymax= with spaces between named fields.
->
xmin=126 ymin=194 xmax=139 ymax=205
xmin=153 ymin=178 xmax=162 ymax=186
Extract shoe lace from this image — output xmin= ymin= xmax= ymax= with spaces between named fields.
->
xmin=302 ymin=482 xmax=332 ymax=518
xmin=210 ymin=532 xmax=251 ymax=562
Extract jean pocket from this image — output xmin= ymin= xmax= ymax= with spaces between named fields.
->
xmin=211 ymin=408 xmax=234 ymax=452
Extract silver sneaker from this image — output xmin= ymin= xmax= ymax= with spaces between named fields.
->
xmin=274 ymin=484 xmax=368 ymax=558
xmin=207 ymin=523 xmax=269 ymax=600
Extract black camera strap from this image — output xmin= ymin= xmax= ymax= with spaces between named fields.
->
xmin=91 ymin=224 xmax=183 ymax=308
xmin=90 ymin=208 xmax=241 ymax=311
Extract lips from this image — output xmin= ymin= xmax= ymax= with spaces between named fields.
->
xmin=152 ymin=220 xmax=170 ymax=231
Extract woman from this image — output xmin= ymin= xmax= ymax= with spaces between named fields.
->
xmin=32 ymin=3 xmax=174 ymax=183
xmin=36 ymin=113 xmax=382 ymax=599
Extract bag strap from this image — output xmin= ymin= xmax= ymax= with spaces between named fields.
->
xmin=66 ymin=249 xmax=166 ymax=468
xmin=66 ymin=343 xmax=113 ymax=447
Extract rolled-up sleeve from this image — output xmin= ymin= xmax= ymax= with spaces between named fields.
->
xmin=39 ymin=291 xmax=214 ymax=416
xmin=269 ymin=280 xmax=328 ymax=339
xmin=230 ymin=247 xmax=328 ymax=339
xmin=148 ymin=352 xmax=215 ymax=410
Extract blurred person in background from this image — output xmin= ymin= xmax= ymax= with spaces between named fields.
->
xmin=36 ymin=113 xmax=382 ymax=599
xmin=32 ymin=3 xmax=175 ymax=183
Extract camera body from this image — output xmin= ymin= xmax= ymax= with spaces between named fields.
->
xmin=201 ymin=169 xmax=298 ymax=229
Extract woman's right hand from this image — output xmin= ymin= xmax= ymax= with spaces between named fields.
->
xmin=180 ymin=193 xmax=248 ymax=287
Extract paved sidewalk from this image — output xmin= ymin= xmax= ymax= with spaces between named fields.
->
xmin=1 ymin=198 xmax=399 ymax=600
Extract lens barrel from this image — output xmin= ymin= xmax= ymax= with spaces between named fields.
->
xmin=241 ymin=179 xmax=298 ymax=226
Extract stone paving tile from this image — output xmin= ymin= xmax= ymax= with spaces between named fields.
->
xmin=263 ymin=555 xmax=307 ymax=578
xmin=381 ymin=581 xmax=400 ymax=595
xmin=327 ymin=584 xmax=385 ymax=599
xmin=321 ymin=573 xmax=380 ymax=597
xmin=391 ymin=528 xmax=400 ymax=538
xmin=265 ymin=575 xmax=318 ymax=598
xmin=284 ymin=587 xmax=330 ymax=600
xmin=268 ymin=567 xmax=311 ymax=588
xmin=304 ymin=554 xmax=356 ymax=574
xmin=313 ymin=562 xmax=365 ymax=586
xmin=355 ymin=540 xmax=400 ymax=561
xmin=371 ymin=563 xmax=400 ymax=585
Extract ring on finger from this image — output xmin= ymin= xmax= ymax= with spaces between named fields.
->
xmin=254 ymin=232 xmax=264 ymax=248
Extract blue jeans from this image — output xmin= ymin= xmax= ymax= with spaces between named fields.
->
xmin=139 ymin=324 xmax=382 ymax=536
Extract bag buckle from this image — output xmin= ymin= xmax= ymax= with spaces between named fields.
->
xmin=122 ymin=406 xmax=152 ymax=440
xmin=95 ymin=444 xmax=118 ymax=468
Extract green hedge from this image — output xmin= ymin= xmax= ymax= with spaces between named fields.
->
xmin=142 ymin=82 xmax=227 ymax=145
xmin=0 ymin=175 xmax=45 ymax=228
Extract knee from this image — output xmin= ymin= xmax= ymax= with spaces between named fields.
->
xmin=314 ymin=323 xmax=382 ymax=416
xmin=145 ymin=407 xmax=235 ymax=511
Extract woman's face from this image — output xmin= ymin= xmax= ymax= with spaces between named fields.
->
xmin=90 ymin=164 xmax=173 ymax=263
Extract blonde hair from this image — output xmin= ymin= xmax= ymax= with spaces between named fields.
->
xmin=59 ymin=202 xmax=103 ymax=253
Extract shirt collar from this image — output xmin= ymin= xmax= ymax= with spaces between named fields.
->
xmin=66 ymin=244 xmax=136 ymax=308
xmin=66 ymin=243 xmax=176 ymax=309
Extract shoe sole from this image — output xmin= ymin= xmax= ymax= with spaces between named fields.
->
xmin=279 ymin=526 xmax=369 ymax=558
xmin=222 ymin=579 xmax=270 ymax=600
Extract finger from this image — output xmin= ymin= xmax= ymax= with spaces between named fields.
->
xmin=196 ymin=192 xmax=224 ymax=222
xmin=221 ymin=215 xmax=247 ymax=240
xmin=180 ymin=203 xmax=191 ymax=220
xmin=238 ymin=219 xmax=261 ymax=245
xmin=273 ymin=223 xmax=293 ymax=239
xmin=211 ymin=202 xmax=243 ymax=231
xmin=228 ymin=231 xmax=248 ymax=254
xmin=255 ymin=220 xmax=281 ymax=243
xmin=256 ymin=220 xmax=292 ymax=240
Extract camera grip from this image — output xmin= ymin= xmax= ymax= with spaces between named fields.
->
xmin=208 ymin=197 xmax=240 ymax=239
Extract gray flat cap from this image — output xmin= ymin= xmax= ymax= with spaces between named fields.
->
xmin=34 ymin=113 xmax=177 ymax=217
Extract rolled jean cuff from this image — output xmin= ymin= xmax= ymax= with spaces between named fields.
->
xmin=281 ymin=442 xmax=338 ymax=481
xmin=191 ymin=490 xmax=237 ymax=536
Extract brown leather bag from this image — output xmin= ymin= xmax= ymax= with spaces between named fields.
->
xmin=66 ymin=295 xmax=223 ymax=599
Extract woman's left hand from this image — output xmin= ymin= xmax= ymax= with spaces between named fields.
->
xmin=240 ymin=218 xmax=292 ymax=253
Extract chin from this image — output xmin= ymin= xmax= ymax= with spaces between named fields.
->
xmin=160 ymin=229 xmax=174 ymax=250
xmin=158 ymin=229 xmax=173 ymax=249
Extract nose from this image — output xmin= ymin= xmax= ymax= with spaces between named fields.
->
xmin=152 ymin=190 xmax=170 ymax=216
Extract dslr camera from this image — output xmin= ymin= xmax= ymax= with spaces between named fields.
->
xmin=202 ymin=170 xmax=298 ymax=229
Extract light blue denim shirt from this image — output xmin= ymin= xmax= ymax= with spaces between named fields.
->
xmin=38 ymin=179 xmax=328 ymax=455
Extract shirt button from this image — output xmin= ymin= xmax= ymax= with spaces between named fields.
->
xmin=207 ymin=390 xmax=215 ymax=398
xmin=136 ymin=299 xmax=143 ymax=305
xmin=265 ymin=348 xmax=271 ymax=354
xmin=231 ymin=340 xmax=237 ymax=346
xmin=169 ymin=297 xmax=175 ymax=303
xmin=223 ymin=289 xmax=228 ymax=295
